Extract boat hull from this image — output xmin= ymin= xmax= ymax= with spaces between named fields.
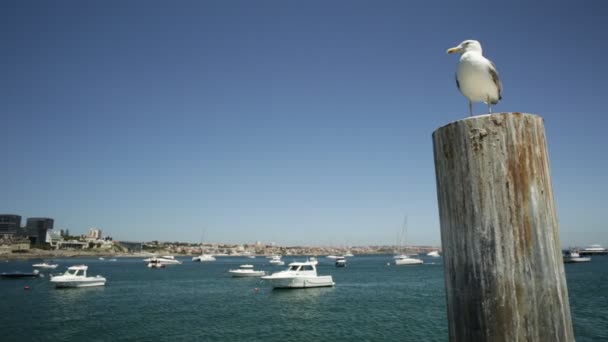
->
xmin=229 ymin=270 xmax=265 ymax=277
xmin=51 ymin=276 xmax=106 ymax=288
xmin=395 ymin=258 xmax=424 ymax=265
xmin=262 ymin=275 xmax=335 ymax=289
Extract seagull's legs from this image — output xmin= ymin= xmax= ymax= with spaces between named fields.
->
xmin=487 ymin=96 xmax=493 ymax=114
xmin=469 ymin=100 xmax=473 ymax=117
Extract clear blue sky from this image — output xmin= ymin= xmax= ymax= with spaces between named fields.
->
xmin=2 ymin=1 xmax=606 ymax=247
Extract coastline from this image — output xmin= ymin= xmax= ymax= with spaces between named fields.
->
xmin=0 ymin=249 xmax=146 ymax=260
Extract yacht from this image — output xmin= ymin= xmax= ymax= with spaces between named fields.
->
xmin=325 ymin=255 xmax=340 ymax=259
xmin=261 ymin=260 xmax=335 ymax=289
xmin=579 ymin=244 xmax=607 ymax=256
xmin=335 ymin=257 xmax=346 ymax=267
xmin=147 ymin=259 xmax=165 ymax=268
xmin=142 ymin=256 xmax=182 ymax=265
xmin=563 ymin=250 xmax=591 ymax=263
xmin=307 ymin=257 xmax=318 ymax=265
xmin=192 ymin=254 xmax=216 ymax=262
xmin=1 ymin=270 xmax=40 ymax=278
xmin=395 ymin=255 xmax=424 ymax=265
xmin=343 ymin=252 xmax=354 ymax=257
xmin=427 ymin=251 xmax=440 ymax=257
xmin=49 ymin=265 xmax=106 ymax=288
xmin=269 ymin=255 xmax=285 ymax=266
xmin=228 ymin=264 xmax=265 ymax=277
xmin=32 ymin=262 xmax=58 ymax=269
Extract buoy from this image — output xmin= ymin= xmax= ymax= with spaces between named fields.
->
xmin=24 ymin=286 xmax=30 ymax=290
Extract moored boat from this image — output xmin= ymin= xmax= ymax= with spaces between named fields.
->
xmin=228 ymin=264 xmax=265 ymax=277
xmin=33 ymin=262 xmax=58 ymax=269
xmin=335 ymin=257 xmax=346 ymax=267
xmin=261 ymin=260 xmax=334 ymax=289
xmin=49 ymin=265 xmax=106 ymax=288
xmin=578 ymin=244 xmax=607 ymax=256
xmin=1 ymin=270 xmax=40 ymax=278
xmin=395 ymin=255 xmax=424 ymax=265
xmin=192 ymin=254 xmax=216 ymax=262
xmin=563 ymin=250 xmax=591 ymax=263
xmin=427 ymin=251 xmax=440 ymax=257
xmin=142 ymin=256 xmax=182 ymax=265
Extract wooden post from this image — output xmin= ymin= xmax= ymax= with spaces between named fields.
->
xmin=432 ymin=113 xmax=574 ymax=341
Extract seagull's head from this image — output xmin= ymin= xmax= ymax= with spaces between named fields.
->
xmin=447 ymin=40 xmax=483 ymax=55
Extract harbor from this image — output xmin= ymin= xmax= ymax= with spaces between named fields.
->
xmin=0 ymin=254 xmax=606 ymax=341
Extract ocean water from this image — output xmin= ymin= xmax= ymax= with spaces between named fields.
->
xmin=0 ymin=255 xmax=606 ymax=341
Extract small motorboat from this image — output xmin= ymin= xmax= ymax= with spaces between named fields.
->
xmin=147 ymin=259 xmax=165 ymax=268
xmin=261 ymin=260 xmax=334 ymax=289
xmin=427 ymin=251 xmax=441 ymax=257
xmin=269 ymin=255 xmax=285 ymax=266
xmin=49 ymin=265 xmax=106 ymax=288
xmin=307 ymin=257 xmax=318 ymax=265
xmin=394 ymin=255 xmax=424 ymax=265
xmin=563 ymin=250 xmax=591 ymax=263
xmin=1 ymin=270 xmax=40 ymax=278
xmin=142 ymin=256 xmax=182 ymax=265
xmin=335 ymin=257 xmax=346 ymax=267
xmin=192 ymin=254 xmax=216 ymax=262
xmin=33 ymin=262 xmax=59 ymax=269
xmin=228 ymin=264 xmax=265 ymax=277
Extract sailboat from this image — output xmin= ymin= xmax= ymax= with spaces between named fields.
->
xmin=192 ymin=229 xmax=216 ymax=262
xmin=394 ymin=216 xmax=423 ymax=265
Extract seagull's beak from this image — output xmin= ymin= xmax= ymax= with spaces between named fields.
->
xmin=446 ymin=46 xmax=461 ymax=54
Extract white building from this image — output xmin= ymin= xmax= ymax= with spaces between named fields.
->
xmin=88 ymin=228 xmax=102 ymax=240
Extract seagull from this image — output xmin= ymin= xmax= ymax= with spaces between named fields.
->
xmin=447 ymin=40 xmax=502 ymax=116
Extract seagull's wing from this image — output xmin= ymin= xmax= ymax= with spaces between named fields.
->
xmin=488 ymin=61 xmax=502 ymax=101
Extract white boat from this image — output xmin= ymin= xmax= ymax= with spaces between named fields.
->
xmin=395 ymin=255 xmax=424 ymax=265
xmin=228 ymin=264 xmax=265 ymax=277
xmin=147 ymin=259 xmax=165 ymax=268
xmin=335 ymin=257 xmax=347 ymax=267
xmin=563 ymin=250 xmax=591 ymax=263
xmin=394 ymin=216 xmax=424 ymax=266
xmin=32 ymin=262 xmax=58 ymax=269
xmin=308 ymin=257 xmax=318 ymax=265
xmin=192 ymin=254 xmax=216 ymax=262
xmin=427 ymin=251 xmax=441 ymax=257
xmin=326 ymin=255 xmax=340 ymax=259
xmin=50 ymin=265 xmax=106 ymax=288
xmin=269 ymin=255 xmax=285 ymax=266
xmin=343 ymin=252 xmax=354 ymax=257
xmin=579 ymin=244 xmax=607 ymax=256
xmin=142 ymin=256 xmax=182 ymax=265
xmin=261 ymin=261 xmax=335 ymax=289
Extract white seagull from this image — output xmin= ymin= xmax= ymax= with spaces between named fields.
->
xmin=447 ymin=40 xmax=502 ymax=116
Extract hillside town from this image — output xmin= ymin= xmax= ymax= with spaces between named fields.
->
xmin=1 ymin=214 xmax=439 ymax=259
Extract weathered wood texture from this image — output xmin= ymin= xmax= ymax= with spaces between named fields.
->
xmin=432 ymin=113 xmax=574 ymax=342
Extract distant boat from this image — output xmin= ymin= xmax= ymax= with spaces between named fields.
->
xmin=192 ymin=254 xmax=216 ymax=262
xmin=33 ymin=262 xmax=58 ymax=269
xmin=1 ymin=270 xmax=40 ymax=278
xmin=228 ymin=265 xmax=265 ymax=277
xmin=563 ymin=250 xmax=591 ymax=263
xmin=326 ymin=255 xmax=340 ymax=259
xmin=578 ymin=244 xmax=607 ymax=256
xmin=394 ymin=216 xmax=423 ymax=266
xmin=335 ymin=257 xmax=347 ymax=267
xmin=343 ymin=252 xmax=354 ymax=257
xmin=143 ymin=256 xmax=182 ymax=265
xmin=269 ymin=255 xmax=285 ymax=266
xmin=427 ymin=251 xmax=440 ymax=257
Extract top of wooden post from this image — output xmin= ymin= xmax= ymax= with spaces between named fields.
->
xmin=433 ymin=112 xmax=542 ymax=135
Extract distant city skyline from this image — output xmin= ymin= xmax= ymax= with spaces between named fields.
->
xmin=2 ymin=1 xmax=607 ymax=248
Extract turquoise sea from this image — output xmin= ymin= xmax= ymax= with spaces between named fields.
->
xmin=1 ymin=254 xmax=606 ymax=341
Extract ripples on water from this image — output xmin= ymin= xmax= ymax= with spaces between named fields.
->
xmin=1 ymin=255 xmax=606 ymax=341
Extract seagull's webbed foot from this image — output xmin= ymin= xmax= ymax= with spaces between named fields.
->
xmin=469 ymin=101 xmax=473 ymax=117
